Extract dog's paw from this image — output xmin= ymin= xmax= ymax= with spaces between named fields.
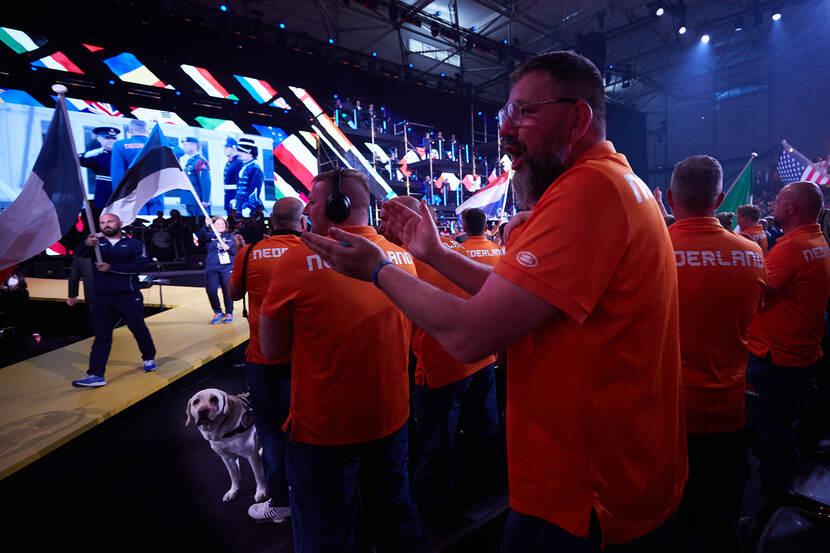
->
xmin=254 ymin=488 xmax=268 ymax=502
xmin=222 ymin=487 xmax=239 ymax=502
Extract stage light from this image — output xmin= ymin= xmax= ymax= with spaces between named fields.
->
xmin=771 ymin=12 xmax=781 ymax=21
xmin=219 ymin=4 xmax=227 ymax=12
xmin=471 ymin=26 xmax=476 ymax=31
xmin=108 ymin=79 xmax=115 ymax=84
xmin=700 ymin=34 xmax=710 ymax=43
xmin=279 ymin=23 xmax=285 ymax=29
xmin=678 ymin=24 xmax=687 ymax=35
xmin=503 ymin=39 xmax=508 ymax=44
xmin=655 ymin=7 xmax=664 ymax=16
xmin=333 ymin=94 xmax=338 ymax=98
xmin=372 ymin=51 xmax=377 ymax=57
xmin=328 ymin=38 xmax=334 ymax=44
xmin=734 ymin=19 xmax=744 ymax=31
xmin=30 ymin=66 xmax=37 ymax=71
xmin=175 ymin=90 xmax=181 ymax=95
xmin=440 ymin=72 xmax=445 ymax=77
xmin=477 ymin=111 xmax=482 ymax=116
xmin=408 ymin=63 xmax=413 ymax=68
xmin=436 ymin=10 xmax=441 ymax=16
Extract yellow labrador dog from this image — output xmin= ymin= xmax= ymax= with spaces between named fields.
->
xmin=185 ymin=388 xmax=267 ymax=502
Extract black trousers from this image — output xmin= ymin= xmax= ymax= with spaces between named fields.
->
xmin=88 ymin=291 xmax=156 ymax=377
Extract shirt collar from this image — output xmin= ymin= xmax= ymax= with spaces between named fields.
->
xmin=670 ymin=217 xmax=723 ymax=231
xmin=571 ymin=140 xmax=618 ymax=168
xmin=270 ymin=229 xmax=302 ymax=237
xmin=780 ymin=223 xmax=822 ymax=241
xmin=334 ymin=226 xmax=378 ymax=240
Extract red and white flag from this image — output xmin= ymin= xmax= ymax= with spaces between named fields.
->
xmin=274 ymin=134 xmax=318 ymax=191
xmin=802 ymin=160 xmax=830 ymax=186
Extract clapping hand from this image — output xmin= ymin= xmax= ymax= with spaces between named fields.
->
xmin=380 ymin=200 xmax=442 ymax=262
xmin=301 ymin=228 xmax=386 ymax=282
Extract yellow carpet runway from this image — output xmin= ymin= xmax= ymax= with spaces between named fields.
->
xmin=0 ymin=278 xmax=249 ymax=479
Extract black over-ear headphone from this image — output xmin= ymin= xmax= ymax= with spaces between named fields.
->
xmin=325 ymin=166 xmax=351 ymax=223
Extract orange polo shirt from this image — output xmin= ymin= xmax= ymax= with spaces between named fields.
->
xmin=747 ymin=224 xmax=830 ymax=367
xmin=460 ymin=235 xmax=504 ymax=267
xmin=230 ymin=231 xmax=302 ymax=365
xmin=492 ymin=141 xmax=686 ymax=545
xmin=669 ymin=217 xmax=767 ymax=433
xmin=260 ymin=226 xmax=417 ymax=445
xmin=412 ymin=237 xmax=495 ymax=388
xmin=741 ymin=224 xmax=768 ymax=255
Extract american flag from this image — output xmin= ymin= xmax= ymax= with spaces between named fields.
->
xmin=777 ymin=144 xmax=830 ymax=186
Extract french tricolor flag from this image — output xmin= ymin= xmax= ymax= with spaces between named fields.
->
xmin=454 ymin=172 xmax=510 ymax=220
xmin=0 ymin=97 xmax=84 ymax=270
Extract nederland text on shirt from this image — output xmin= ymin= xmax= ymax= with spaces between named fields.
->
xmin=803 ymin=246 xmax=830 ymax=261
xmin=466 ymin=249 xmax=504 ymax=258
xmin=674 ymin=249 xmax=764 ymax=268
xmin=306 ymin=250 xmax=414 ymax=272
xmin=252 ymin=248 xmax=289 ymax=260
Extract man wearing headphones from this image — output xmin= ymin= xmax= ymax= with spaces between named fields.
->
xmin=259 ymin=169 xmax=421 ymax=552
xmin=229 ymin=197 xmax=306 ymax=524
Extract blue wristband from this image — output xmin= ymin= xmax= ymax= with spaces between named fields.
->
xmin=371 ymin=260 xmax=394 ymax=289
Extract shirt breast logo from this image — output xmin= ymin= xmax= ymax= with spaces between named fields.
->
xmin=516 ymin=251 xmax=538 ymax=268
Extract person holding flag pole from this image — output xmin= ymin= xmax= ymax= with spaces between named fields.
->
xmin=72 ymin=123 xmax=225 ymax=388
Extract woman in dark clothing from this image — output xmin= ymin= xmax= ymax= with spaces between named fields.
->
xmin=198 ymin=216 xmax=236 ymax=324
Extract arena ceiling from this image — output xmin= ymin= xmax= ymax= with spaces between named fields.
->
xmin=190 ymin=0 xmax=810 ymax=110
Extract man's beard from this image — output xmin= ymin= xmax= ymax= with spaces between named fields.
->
xmin=512 ymin=148 xmax=569 ymax=209
xmin=101 ymin=226 xmax=120 ymax=237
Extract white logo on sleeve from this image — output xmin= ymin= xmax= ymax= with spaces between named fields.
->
xmin=516 ymin=251 xmax=538 ymax=267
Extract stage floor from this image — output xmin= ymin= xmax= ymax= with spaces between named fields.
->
xmin=0 ymin=277 xmax=248 ymax=480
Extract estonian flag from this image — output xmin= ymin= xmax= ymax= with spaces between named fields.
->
xmin=103 ymin=124 xmax=197 ymax=225
xmin=0 ymin=98 xmax=84 ymax=271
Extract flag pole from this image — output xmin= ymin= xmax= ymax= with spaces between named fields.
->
xmin=52 ymin=84 xmax=102 ymax=264
xmin=722 ymin=151 xmax=757 ymax=200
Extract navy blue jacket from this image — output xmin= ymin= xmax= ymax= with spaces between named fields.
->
xmin=198 ymin=227 xmax=236 ymax=271
xmin=235 ymin=160 xmax=264 ymax=213
xmin=224 ymin=155 xmax=243 ymax=188
xmin=79 ymin=147 xmax=114 ymax=209
xmin=184 ymin=154 xmax=211 ymax=203
xmin=80 ymin=236 xmax=149 ymax=295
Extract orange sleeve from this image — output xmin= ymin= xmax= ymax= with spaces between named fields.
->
xmin=230 ymin=244 xmax=250 ymax=288
xmin=260 ymin=252 xmax=300 ymax=321
xmin=494 ymin=168 xmax=629 ymax=323
xmin=765 ymin=243 xmax=799 ymax=292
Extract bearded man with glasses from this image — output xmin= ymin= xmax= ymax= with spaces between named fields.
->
xmin=301 ymin=51 xmax=686 ymax=552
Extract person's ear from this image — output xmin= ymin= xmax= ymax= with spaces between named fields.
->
xmin=568 ymin=101 xmax=594 ymax=143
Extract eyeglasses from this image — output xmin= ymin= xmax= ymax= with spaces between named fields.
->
xmin=498 ymin=98 xmax=578 ymax=127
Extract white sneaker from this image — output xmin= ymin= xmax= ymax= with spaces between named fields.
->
xmin=247 ymin=500 xmax=290 ymax=523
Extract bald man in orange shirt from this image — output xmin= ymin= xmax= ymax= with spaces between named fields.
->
xmin=746 ymin=181 xmax=830 ymax=512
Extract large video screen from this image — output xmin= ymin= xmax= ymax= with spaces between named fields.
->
xmin=0 ymin=102 xmax=274 ymax=217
